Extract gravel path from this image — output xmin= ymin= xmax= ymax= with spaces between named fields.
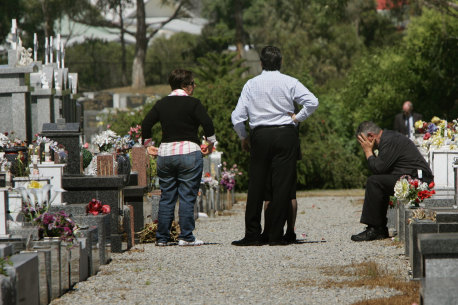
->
xmin=51 ymin=196 xmax=410 ymax=305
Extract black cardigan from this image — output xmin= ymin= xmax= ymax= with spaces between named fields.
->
xmin=141 ymin=95 xmax=215 ymax=145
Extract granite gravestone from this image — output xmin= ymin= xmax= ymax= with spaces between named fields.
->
xmin=41 ymin=120 xmax=82 ymax=175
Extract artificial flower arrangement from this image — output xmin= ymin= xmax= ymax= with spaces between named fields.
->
xmin=34 ymin=211 xmax=79 ymax=244
xmin=92 ymin=129 xmax=119 ymax=153
xmin=86 ymin=198 xmax=111 ymax=216
xmin=220 ymin=162 xmax=243 ymax=191
xmin=15 ymin=181 xmax=75 ymax=244
xmin=16 ymin=180 xmax=66 ymax=222
xmin=389 ymin=175 xmax=435 ymax=208
xmin=202 ymin=172 xmax=219 ymax=189
xmin=128 ymin=125 xmax=142 ymax=145
xmin=414 ymin=117 xmax=457 ymax=150
xmin=0 ymin=131 xmax=26 ymax=149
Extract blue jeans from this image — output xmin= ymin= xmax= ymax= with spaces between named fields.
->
xmin=156 ymin=151 xmax=203 ymax=243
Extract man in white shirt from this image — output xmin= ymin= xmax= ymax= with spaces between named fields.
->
xmin=231 ymin=46 xmax=319 ymax=246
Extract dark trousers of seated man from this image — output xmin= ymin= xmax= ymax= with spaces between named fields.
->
xmin=361 ymin=174 xmax=433 ymax=227
xmin=244 ymin=125 xmax=298 ymax=242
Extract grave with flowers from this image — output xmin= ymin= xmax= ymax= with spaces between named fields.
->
xmin=413 ymin=117 xmax=458 ymax=196
xmin=390 ymin=171 xmax=458 ymax=281
xmin=198 ymin=155 xmax=242 ymax=217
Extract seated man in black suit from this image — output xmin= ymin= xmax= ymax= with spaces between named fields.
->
xmin=393 ymin=101 xmax=422 ymax=138
xmin=351 ymin=121 xmax=433 ymax=242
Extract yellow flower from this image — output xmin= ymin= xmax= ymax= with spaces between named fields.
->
xmin=414 ymin=120 xmax=424 ymax=129
xmin=28 ymin=180 xmax=43 ymax=189
xmin=431 ymin=116 xmax=441 ymax=124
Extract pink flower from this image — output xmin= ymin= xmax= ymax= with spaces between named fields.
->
xmin=102 ymin=205 xmax=111 ymax=214
xmin=107 ymin=124 xmax=111 ymax=129
xmin=83 ymin=142 xmax=89 ymax=149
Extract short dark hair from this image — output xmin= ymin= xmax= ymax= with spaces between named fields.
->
xmin=168 ymin=69 xmax=194 ymax=90
xmin=356 ymin=121 xmax=382 ymax=137
xmin=260 ymin=46 xmax=282 ymax=71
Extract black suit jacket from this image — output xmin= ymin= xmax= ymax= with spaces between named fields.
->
xmin=393 ymin=112 xmax=422 ymax=135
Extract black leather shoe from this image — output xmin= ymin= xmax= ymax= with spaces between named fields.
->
xmin=282 ymin=232 xmax=297 ymax=244
xmin=231 ymin=237 xmax=262 ymax=246
xmin=351 ymin=226 xmax=389 ymax=242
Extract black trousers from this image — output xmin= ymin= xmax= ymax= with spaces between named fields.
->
xmin=244 ymin=125 xmax=298 ymax=242
xmin=361 ymin=174 xmax=433 ymax=227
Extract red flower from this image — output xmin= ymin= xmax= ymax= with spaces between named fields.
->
xmin=423 ymin=132 xmax=431 ymax=140
xmin=413 ymin=180 xmax=419 ymax=188
xmin=205 ymin=172 xmax=211 ymax=177
xmin=428 ymin=181 xmax=435 ymax=189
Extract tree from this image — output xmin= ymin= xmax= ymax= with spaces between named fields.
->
xmin=422 ymin=0 xmax=458 ymax=18
xmin=69 ymin=0 xmax=191 ymax=89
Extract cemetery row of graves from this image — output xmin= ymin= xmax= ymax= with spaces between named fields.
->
xmin=0 ymin=22 xmax=239 ymax=305
xmin=1 ymin=19 xmax=458 ymax=305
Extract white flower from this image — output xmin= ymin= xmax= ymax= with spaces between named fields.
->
xmin=418 ymin=182 xmax=429 ymax=191
xmin=92 ymin=130 xmax=119 ymax=151
xmin=0 ymin=133 xmax=10 ymax=148
xmin=394 ymin=178 xmax=410 ymax=200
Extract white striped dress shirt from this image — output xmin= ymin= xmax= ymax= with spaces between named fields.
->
xmin=231 ymin=70 xmax=319 ymax=139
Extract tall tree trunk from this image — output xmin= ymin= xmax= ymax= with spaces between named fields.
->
xmin=119 ymin=3 xmax=128 ymax=86
xmin=132 ymin=0 xmax=147 ymax=89
xmin=41 ymin=0 xmax=53 ymax=37
xmin=234 ymin=0 xmax=244 ymax=60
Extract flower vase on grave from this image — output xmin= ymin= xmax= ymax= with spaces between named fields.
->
xmin=116 ymin=152 xmax=131 ymax=184
xmin=44 ymin=143 xmax=52 ymax=162
xmin=31 ymin=155 xmax=40 ymax=177
xmin=4 ymin=146 xmax=28 ymax=176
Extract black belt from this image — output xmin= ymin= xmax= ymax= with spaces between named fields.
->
xmin=253 ymin=124 xmax=295 ymax=131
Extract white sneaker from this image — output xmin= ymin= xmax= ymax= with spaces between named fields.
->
xmin=178 ymin=239 xmax=204 ymax=246
xmin=155 ymin=241 xmax=168 ymax=247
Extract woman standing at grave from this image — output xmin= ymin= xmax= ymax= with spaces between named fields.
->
xmin=142 ymin=69 xmax=216 ymax=246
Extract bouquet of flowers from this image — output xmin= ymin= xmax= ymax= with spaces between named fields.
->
xmin=0 ymin=133 xmax=10 ymax=149
xmin=414 ymin=117 xmax=457 ymax=150
xmin=128 ymin=125 xmax=142 ymax=144
xmin=220 ymin=162 xmax=243 ymax=191
xmin=115 ymin=135 xmax=135 ymax=152
xmin=92 ymin=129 xmax=119 ymax=153
xmin=34 ymin=211 xmax=78 ymax=244
xmin=202 ymin=172 xmax=219 ymax=188
xmin=86 ymin=198 xmax=111 ymax=216
xmin=0 ymin=131 xmax=25 ymax=149
xmin=389 ymin=175 xmax=435 ymax=208
xmin=17 ymin=180 xmax=66 ymax=222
